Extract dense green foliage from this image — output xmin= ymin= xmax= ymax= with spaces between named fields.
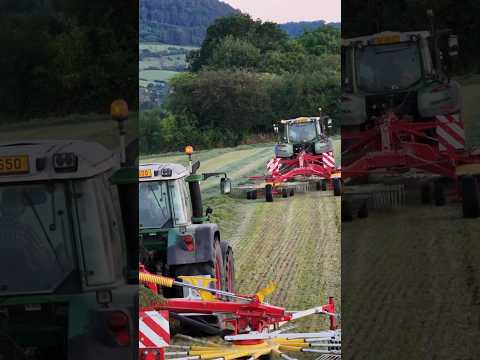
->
xmin=0 ymin=0 xmax=138 ymax=121
xmin=140 ymin=0 xmax=238 ymax=45
xmin=280 ymin=21 xmax=341 ymax=37
xmin=140 ymin=15 xmax=340 ymax=154
xmin=343 ymin=0 xmax=480 ymax=74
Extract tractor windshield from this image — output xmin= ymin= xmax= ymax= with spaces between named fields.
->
xmin=139 ymin=181 xmax=172 ymax=228
xmin=356 ymin=41 xmax=422 ymax=92
xmin=0 ymin=183 xmax=75 ymax=295
xmin=287 ymin=122 xmax=318 ymax=143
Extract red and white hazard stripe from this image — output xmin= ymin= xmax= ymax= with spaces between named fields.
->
xmin=436 ymin=114 xmax=465 ymax=152
xmin=322 ymin=151 xmax=336 ymax=169
xmin=139 ymin=310 xmax=170 ymax=349
xmin=266 ymin=158 xmax=281 ymax=174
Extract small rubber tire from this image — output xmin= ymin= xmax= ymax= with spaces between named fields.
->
xmin=433 ymin=181 xmax=446 ymax=207
xmin=220 ymin=241 xmax=235 ymax=293
xmin=421 ymin=183 xmax=431 ymax=204
xmin=282 ymin=188 xmax=288 ymax=198
xmin=265 ymin=184 xmax=273 ymax=202
xmin=246 ymin=191 xmax=252 ymax=200
xmin=333 ymin=178 xmax=342 ymax=197
xmin=316 ymin=181 xmax=322 ymax=191
xmin=341 ymin=201 xmax=353 ymax=222
xmin=251 ymin=189 xmax=258 ymax=200
xmin=289 ymin=188 xmax=295 ymax=197
xmin=462 ymin=175 xmax=480 ymax=218
xmin=321 ymin=180 xmax=327 ymax=191
xmin=358 ymin=201 xmax=369 ymax=218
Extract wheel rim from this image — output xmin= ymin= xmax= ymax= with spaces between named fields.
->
xmin=214 ymin=244 xmax=222 ymax=290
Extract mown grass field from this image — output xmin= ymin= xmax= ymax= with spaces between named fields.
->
xmin=141 ymin=140 xmax=341 ymax=330
xmin=0 ymin=113 xmax=138 ymax=152
xmin=139 ymin=43 xmax=198 ymax=87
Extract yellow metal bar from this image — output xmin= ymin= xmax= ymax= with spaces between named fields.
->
xmin=139 ymin=272 xmax=175 ymax=287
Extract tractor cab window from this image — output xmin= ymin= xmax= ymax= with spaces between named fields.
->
xmin=287 ymin=122 xmax=318 ymax=143
xmin=169 ymin=180 xmax=192 ymax=226
xmin=139 ymin=181 xmax=172 ymax=229
xmin=356 ymin=41 xmax=422 ymax=92
xmin=0 ymin=183 xmax=75 ymax=295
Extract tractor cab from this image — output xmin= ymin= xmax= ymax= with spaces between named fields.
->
xmin=273 ymin=116 xmax=333 ymax=158
xmin=139 ymin=148 xmax=235 ymax=303
xmin=0 ymin=140 xmax=137 ymax=360
xmin=341 ymin=27 xmax=461 ymax=128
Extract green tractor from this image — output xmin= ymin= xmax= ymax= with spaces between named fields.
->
xmin=0 ymin=139 xmax=139 ymax=360
xmin=139 ymin=147 xmax=235 ymax=332
xmin=0 ymin=100 xmax=141 ymax=360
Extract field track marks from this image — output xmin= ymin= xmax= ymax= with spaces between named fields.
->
xmin=229 ymin=191 xmax=340 ymax=331
xmin=343 ymin=204 xmax=480 ymax=359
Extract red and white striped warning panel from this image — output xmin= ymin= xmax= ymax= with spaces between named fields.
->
xmin=322 ymin=151 xmax=336 ymax=169
xmin=436 ymin=114 xmax=465 ymax=152
xmin=139 ymin=310 xmax=170 ymax=349
xmin=266 ymin=158 xmax=281 ymax=174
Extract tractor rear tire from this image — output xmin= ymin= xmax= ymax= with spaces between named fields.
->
xmin=282 ymin=188 xmax=288 ymax=198
xmin=289 ymin=188 xmax=295 ymax=196
xmin=341 ymin=200 xmax=353 ymax=222
xmin=333 ymin=178 xmax=342 ymax=197
xmin=421 ymin=183 xmax=432 ymax=204
xmin=358 ymin=201 xmax=369 ymax=218
xmin=434 ymin=181 xmax=446 ymax=207
xmin=462 ymin=175 xmax=480 ymax=218
xmin=220 ymin=241 xmax=235 ymax=293
xmin=265 ymin=185 xmax=273 ymax=202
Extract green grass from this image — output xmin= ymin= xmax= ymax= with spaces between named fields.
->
xmin=139 ymin=70 xmax=179 ymax=87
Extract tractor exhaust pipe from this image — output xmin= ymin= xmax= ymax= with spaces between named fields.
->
xmin=189 ymin=181 xmax=203 ymax=222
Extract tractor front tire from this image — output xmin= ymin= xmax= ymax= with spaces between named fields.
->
xmin=251 ymin=189 xmax=258 ymax=200
xmin=282 ymin=188 xmax=288 ymax=198
xmin=462 ymin=175 xmax=480 ymax=218
xmin=265 ymin=185 xmax=273 ymax=202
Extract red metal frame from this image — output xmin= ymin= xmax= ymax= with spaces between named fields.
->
xmin=342 ymin=111 xmax=480 ymax=180
xmin=250 ymin=151 xmax=336 ymax=185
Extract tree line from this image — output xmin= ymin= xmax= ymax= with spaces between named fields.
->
xmin=0 ymin=0 xmax=138 ymax=122
xmin=140 ymin=14 xmax=341 ymax=154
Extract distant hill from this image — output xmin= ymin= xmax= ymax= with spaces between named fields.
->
xmin=280 ymin=21 xmax=341 ymax=37
xmin=140 ymin=0 xmax=239 ymax=45
xmin=140 ymin=0 xmax=340 ymax=46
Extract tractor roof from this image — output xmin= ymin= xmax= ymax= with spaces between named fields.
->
xmin=342 ymin=30 xmax=431 ymax=46
xmin=0 ymin=140 xmax=117 ymax=183
xmin=281 ymin=117 xmax=320 ymax=125
xmin=139 ymin=163 xmax=189 ymax=181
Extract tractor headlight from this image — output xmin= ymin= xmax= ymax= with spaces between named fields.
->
xmin=53 ymin=153 xmax=78 ymax=172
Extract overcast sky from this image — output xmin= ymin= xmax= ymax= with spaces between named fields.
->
xmin=221 ymin=0 xmax=341 ymax=23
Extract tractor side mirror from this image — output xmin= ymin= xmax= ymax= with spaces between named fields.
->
xmin=327 ymin=117 xmax=333 ymax=129
xmin=206 ymin=207 xmax=213 ymax=216
xmin=448 ymin=34 xmax=459 ymax=58
xmin=220 ymin=178 xmax=232 ymax=195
